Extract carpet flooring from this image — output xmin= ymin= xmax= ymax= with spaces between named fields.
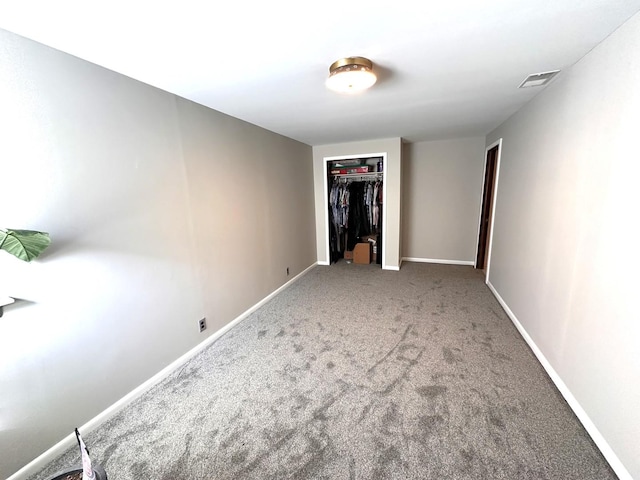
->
xmin=29 ymin=262 xmax=617 ymax=479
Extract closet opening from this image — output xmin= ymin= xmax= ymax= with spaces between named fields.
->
xmin=325 ymin=154 xmax=385 ymax=268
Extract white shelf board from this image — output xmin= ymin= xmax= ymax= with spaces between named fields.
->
xmin=0 ymin=296 xmax=15 ymax=307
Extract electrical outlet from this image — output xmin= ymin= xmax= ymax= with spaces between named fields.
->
xmin=286 ymin=267 xmax=290 ymax=276
xmin=198 ymin=318 xmax=207 ymax=332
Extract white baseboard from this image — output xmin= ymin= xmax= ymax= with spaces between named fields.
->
xmin=486 ymin=280 xmax=632 ymax=480
xmin=402 ymin=257 xmax=475 ymax=266
xmin=317 ymin=261 xmax=330 ymax=266
xmin=7 ymin=262 xmax=318 ymax=480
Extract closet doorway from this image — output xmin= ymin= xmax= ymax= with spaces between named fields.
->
xmin=324 ymin=153 xmax=387 ymax=268
xmin=475 ymin=139 xmax=501 ymax=276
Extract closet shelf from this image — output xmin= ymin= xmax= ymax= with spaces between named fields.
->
xmin=332 ymin=172 xmax=382 ymax=178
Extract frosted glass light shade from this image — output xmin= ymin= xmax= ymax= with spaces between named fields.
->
xmin=326 ymin=57 xmax=377 ymax=94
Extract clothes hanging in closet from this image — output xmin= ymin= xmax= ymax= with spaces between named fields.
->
xmin=328 ymin=177 xmax=382 ymax=262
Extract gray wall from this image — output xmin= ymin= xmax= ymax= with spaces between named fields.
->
xmin=313 ymin=139 xmax=403 ymax=269
xmin=0 ymin=28 xmax=315 ymax=478
xmin=486 ymin=12 xmax=640 ymax=479
xmin=402 ymin=137 xmax=485 ymax=264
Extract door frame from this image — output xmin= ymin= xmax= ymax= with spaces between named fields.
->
xmin=323 ymin=152 xmax=388 ymax=269
xmin=474 ymin=138 xmax=502 ymax=283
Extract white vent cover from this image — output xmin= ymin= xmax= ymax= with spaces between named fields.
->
xmin=518 ymin=70 xmax=560 ymax=88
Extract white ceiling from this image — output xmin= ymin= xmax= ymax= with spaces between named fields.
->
xmin=1 ymin=0 xmax=639 ymax=146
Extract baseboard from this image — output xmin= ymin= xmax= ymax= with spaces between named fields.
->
xmin=7 ymin=262 xmax=319 ymax=480
xmin=486 ymin=281 xmax=632 ymax=480
xmin=402 ymin=257 xmax=475 ymax=266
xmin=317 ymin=261 xmax=330 ymax=266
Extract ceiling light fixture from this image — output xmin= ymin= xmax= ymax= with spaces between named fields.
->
xmin=326 ymin=57 xmax=377 ymax=94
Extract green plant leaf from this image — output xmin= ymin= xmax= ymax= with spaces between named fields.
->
xmin=0 ymin=229 xmax=51 ymax=262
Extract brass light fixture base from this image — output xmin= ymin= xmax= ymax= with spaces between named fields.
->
xmin=329 ymin=57 xmax=373 ymax=73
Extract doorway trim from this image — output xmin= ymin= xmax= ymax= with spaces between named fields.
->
xmin=474 ymin=138 xmax=502 ymax=283
xmin=323 ymin=152 xmax=388 ymax=269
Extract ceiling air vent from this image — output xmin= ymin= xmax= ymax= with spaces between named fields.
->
xmin=518 ymin=70 xmax=560 ymax=88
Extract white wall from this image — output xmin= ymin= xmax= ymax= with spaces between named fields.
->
xmin=0 ymin=28 xmax=315 ymax=479
xmin=176 ymin=99 xmax=316 ymax=331
xmin=312 ymin=138 xmax=403 ymax=269
xmin=402 ymin=137 xmax=485 ymax=264
xmin=486 ymin=12 xmax=640 ymax=479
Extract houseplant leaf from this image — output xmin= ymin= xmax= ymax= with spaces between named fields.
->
xmin=0 ymin=229 xmax=51 ymax=262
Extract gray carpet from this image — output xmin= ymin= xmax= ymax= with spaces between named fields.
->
xmin=29 ymin=262 xmax=616 ymax=479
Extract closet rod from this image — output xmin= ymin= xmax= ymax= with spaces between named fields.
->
xmin=333 ymin=172 xmax=383 ymax=182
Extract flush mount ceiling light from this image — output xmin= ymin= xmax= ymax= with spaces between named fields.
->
xmin=326 ymin=57 xmax=377 ymax=94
